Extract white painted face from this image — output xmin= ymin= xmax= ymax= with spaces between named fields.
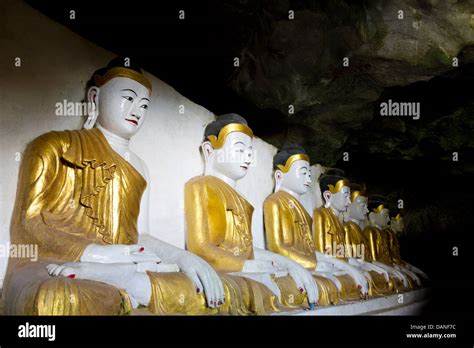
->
xmin=373 ymin=208 xmax=390 ymax=227
xmin=347 ymin=196 xmax=369 ymax=221
xmin=391 ymin=217 xmax=404 ymax=233
xmin=324 ymin=186 xmax=351 ymax=213
xmin=89 ymin=77 xmax=150 ymax=139
xmin=204 ymin=131 xmax=254 ymax=181
xmin=277 ymin=160 xmax=311 ymax=195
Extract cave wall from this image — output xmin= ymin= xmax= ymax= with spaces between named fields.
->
xmin=226 ymin=0 xmax=474 ymax=166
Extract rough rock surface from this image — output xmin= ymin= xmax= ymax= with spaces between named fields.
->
xmin=226 ymin=0 xmax=474 ymax=167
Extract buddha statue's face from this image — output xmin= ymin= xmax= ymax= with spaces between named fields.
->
xmin=372 ymin=208 xmax=390 ymax=227
xmin=391 ymin=217 xmax=404 ymax=233
xmin=277 ymin=160 xmax=311 ymax=195
xmin=89 ymin=77 xmax=150 ymax=139
xmin=203 ymin=131 xmax=254 ymax=181
xmin=348 ymin=196 xmax=369 ymax=221
xmin=324 ymin=186 xmax=351 ymax=213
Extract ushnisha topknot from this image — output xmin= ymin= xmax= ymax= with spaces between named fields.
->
xmin=349 ymin=182 xmax=367 ymax=202
xmin=273 ymin=144 xmax=310 ymax=173
xmin=367 ymin=194 xmax=387 ymax=213
xmin=92 ymin=56 xmax=152 ymax=92
xmin=204 ymin=113 xmax=253 ymax=149
xmin=319 ymin=168 xmax=350 ymax=196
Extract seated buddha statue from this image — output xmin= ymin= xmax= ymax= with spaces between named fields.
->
xmin=385 ymin=210 xmax=428 ymax=282
xmin=364 ymin=197 xmax=422 ymax=289
xmin=313 ymin=169 xmax=370 ymax=301
xmin=3 ymin=58 xmax=248 ymax=315
xmin=389 ymin=213 xmax=429 ymax=280
xmin=390 ymin=213 xmax=404 ymax=236
xmin=185 ymin=114 xmax=319 ymax=313
xmin=343 ymin=183 xmax=396 ymax=296
xmin=263 ymin=144 xmax=352 ymax=305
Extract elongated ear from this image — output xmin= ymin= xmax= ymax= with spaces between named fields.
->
xmin=274 ymin=169 xmax=283 ymax=191
xmin=368 ymin=212 xmax=375 ymax=225
xmin=274 ymin=169 xmax=283 ymax=183
xmin=322 ymin=190 xmax=331 ymax=204
xmin=83 ymin=86 xmax=99 ymax=129
xmin=201 ymin=141 xmax=214 ymax=162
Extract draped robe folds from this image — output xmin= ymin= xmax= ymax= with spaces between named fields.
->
xmin=4 ymin=128 xmax=249 ymax=315
xmin=263 ymin=191 xmax=340 ymax=305
xmin=344 ymin=221 xmax=394 ymax=296
xmin=363 ymin=226 xmax=415 ymax=291
xmin=312 ymin=207 xmax=364 ymax=301
xmin=185 ymin=175 xmax=309 ymax=312
xmin=384 ymin=227 xmax=419 ymax=288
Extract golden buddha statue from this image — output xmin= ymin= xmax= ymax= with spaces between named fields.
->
xmin=389 ymin=213 xmax=429 ymax=281
xmin=313 ymin=169 xmax=370 ymax=301
xmin=263 ymin=144 xmax=343 ymax=305
xmin=364 ymin=197 xmax=423 ymax=290
xmin=343 ymin=184 xmax=395 ymax=296
xmin=185 ymin=114 xmax=319 ymax=313
xmin=3 ymin=58 xmax=250 ymax=315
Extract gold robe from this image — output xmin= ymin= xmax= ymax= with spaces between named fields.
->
xmin=313 ymin=207 xmax=362 ymax=301
xmin=384 ymin=228 xmax=402 ymax=264
xmin=363 ymin=226 xmax=412 ymax=291
xmin=263 ymin=191 xmax=340 ymax=305
xmin=384 ymin=227 xmax=419 ymax=288
xmin=344 ymin=221 xmax=393 ymax=296
xmin=3 ymin=128 xmax=247 ymax=315
xmin=185 ymin=175 xmax=308 ymax=312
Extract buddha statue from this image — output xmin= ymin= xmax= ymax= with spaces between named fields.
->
xmin=364 ymin=197 xmax=423 ymax=289
xmin=313 ymin=169 xmax=370 ymax=301
xmin=3 ymin=57 xmax=246 ymax=315
xmin=384 ymin=210 xmax=428 ymax=282
xmin=185 ymin=114 xmax=319 ymax=313
xmin=390 ymin=213 xmax=404 ymax=236
xmin=264 ymin=144 xmax=347 ymax=305
xmin=343 ymin=183 xmax=396 ymax=296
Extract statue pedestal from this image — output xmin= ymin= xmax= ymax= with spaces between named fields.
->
xmin=275 ymin=288 xmax=430 ymax=315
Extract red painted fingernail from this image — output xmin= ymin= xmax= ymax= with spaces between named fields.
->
xmin=358 ymin=285 xmax=362 ymax=289
xmin=299 ymin=287 xmax=305 ymax=293
xmin=67 ymin=274 xmax=76 ymax=279
xmin=218 ymin=300 xmax=222 ymax=305
xmin=139 ymin=247 xmax=145 ymax=252
xmin=196 ymin=287 xmax=201 ymax=294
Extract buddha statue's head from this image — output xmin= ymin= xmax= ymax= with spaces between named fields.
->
xmin=368 ymin=196 xmax=390 ymax=228
xmin=84 ymin=57 xmax=152 ymax=139
xmin=390 ymin=213 xmax=404 ymax=235
xmin=319 ymin=168 xmax=351 ymax=213
xmin=273 ymin=144 xmax=311 ymax=196
xmin=347 ymin=183 xmax=369 ymax=222
xmin=202 ymin=113 xmax=254 ymax=181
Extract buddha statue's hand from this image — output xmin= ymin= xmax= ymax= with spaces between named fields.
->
xmin=174 ymin=252 xmax=225 ymax=309
xmin=403 ymin=262 xmax=429 ymax=280
xmin=326 ymin=256 xmax=369 ymax=296
xmin=136 ymin=234 xmax=225 ymax=308
xmin=242 ymin=260 xmax=280 ymax=273
xmin=136 ymin=261 xmax=180 ymax=273
xmin=283 ymin=260 xmax=319 ymax=306
xmin=356 ymin=261 xmax=390 ymax=282
xmin=253 ymin=248 xmax=318 ymax=305
xmin=395 ymin=264 xmax=422 ymax=286
xmin=80 ymin=244 xmax=162 ymax=264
